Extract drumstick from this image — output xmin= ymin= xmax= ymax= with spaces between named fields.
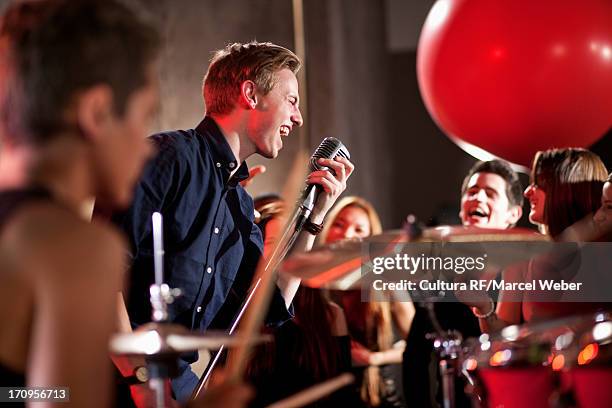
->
xmin=266 ymin=373 xmax=355 ymax=408
xmin=225 ymin=152 xmax=308 ymax=381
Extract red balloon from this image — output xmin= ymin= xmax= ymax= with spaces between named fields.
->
xmin=417 ymin=0 xmax=612 ymax=167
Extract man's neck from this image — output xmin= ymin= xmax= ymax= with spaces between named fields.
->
xmin=209 ymin=113 xmax=256 ymax=177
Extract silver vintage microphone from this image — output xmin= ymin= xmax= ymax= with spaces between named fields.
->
xmin=296 ymin=137 xmax=351 ymax=229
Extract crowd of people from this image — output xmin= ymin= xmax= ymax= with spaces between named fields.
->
xmin=0 ymin=0 xmax=610 ymax=407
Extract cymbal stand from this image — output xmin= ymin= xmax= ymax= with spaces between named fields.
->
xmin=146 ymin=212 xmax=182 ymax=408
xmin=425 ymin=304 xmax=463 ymax=408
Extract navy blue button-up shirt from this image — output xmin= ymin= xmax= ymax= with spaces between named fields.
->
xmin=107 ymin=117 xmax=292 ymax=399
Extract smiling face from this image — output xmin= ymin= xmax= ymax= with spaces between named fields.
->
xmin=325 ymin=205 xmax=372 ymax=243
xmin=460 ymin=172 xmax=520 ymax=229
xmin=594 ymin=181 xmax=612 ymax=233
xmin=524 ymin=183 xmax=547 ymax=226
xmin=247 ymin=68 xmax=303 ymax=159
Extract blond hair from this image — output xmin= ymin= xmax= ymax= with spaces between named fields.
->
xmin=203 ymin=41 xmax=300 ymax=116
xmin=319 ymin=196 xmax=382 ymax=245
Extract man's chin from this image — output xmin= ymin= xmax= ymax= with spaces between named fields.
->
xmin=256 ymin=146 xmax=279 ymax=159
xmin=463 ymin=217 xmax=490 ymax=228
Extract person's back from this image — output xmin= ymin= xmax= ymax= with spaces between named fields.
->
xmin=0 ymin=188 xmax=128 ymax=407
xmin=0 ymin=0 xmax=159 ymax=406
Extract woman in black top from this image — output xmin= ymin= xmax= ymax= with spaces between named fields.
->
xmin=245 ymin=196 xmax=362 ymax=407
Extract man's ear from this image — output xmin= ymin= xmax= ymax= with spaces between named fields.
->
xmin=507 ymin=205 xmax=523 ymax=226
xmin=75 ymin=85 xmax=114 ymax=142
xmin=239 ymin=80 xmax=257 ymax=109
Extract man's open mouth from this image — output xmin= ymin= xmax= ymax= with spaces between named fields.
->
xmin=469 ymin=209 xmax=488 ymax=218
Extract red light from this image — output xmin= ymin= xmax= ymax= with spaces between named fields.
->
xmin=552 ymin=355 xmax=565 ymax=371
xmin=465 ymin=358 xmax=478 ymax=371
xmin=578 ymin=343 xmax=599 ymax=365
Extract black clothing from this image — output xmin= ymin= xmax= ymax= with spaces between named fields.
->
xmin=107 ymin=117 xmax=292 ymax=401
xmin=247 ymin=323 xmax=363 ymax=408
xmin=403 ymin=302 xmax=480 ymax=408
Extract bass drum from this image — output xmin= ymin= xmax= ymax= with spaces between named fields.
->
xmin=463 ymin=311 xmax=612 ymax=408
xmin=463 ymin=331 xmax=554 ymax=407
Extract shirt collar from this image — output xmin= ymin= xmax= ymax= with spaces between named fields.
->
xmin=195 ymin=117 xmax=250 ymax=185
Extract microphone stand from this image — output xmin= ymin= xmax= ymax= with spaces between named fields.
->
xmin=192 ymin=203 xmax=308 ymax=399
xmin=404 ymin=217 xmax=462 ymax=408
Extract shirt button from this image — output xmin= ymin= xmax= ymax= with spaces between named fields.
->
xmin=206 ymin=266 xmax=212 ymax=274
xmin=196 ymin=306 xmax=202 ymax=313
xmin=216 ymin=162 xmax=221 ymax=168
xmin=214 ymin=227 xmax=220 ymax=234
xmin=229 ymin=162 xmax=236 ymax=169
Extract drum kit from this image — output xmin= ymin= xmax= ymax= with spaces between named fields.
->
xmin=110 ymin=215 xmax=611 ymax=408
xmin=282 ymin=222 xmax=612 ymax=408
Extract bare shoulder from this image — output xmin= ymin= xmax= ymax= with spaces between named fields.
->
xmin=3 ymin=202 xmax=126 ymax=284
xmin=391 ymin=301 xmax=415 ymax=316
xmin=328 ymin=301 xmax=348 ymax=337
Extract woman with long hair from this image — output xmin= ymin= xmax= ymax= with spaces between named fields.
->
xmin=524 ymin=148 xmax=607 ymax=237
xmin=323 ymin=197 xmax=414 ymax=408
xmin=470 ymin=148 xmax=608 ymax=331
xmin=245 ymin=195 xmax=361 ymax=407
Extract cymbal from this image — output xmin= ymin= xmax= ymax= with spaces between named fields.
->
xmin=282 ymin=225 xmax=548 ymax=289
xmin=495 ymin=309 xmax=611 ymax=344
xmin=420 ymin=225 xmax=548 ymax=242
xmin=109 ymin=322 xmax=270 ymax=356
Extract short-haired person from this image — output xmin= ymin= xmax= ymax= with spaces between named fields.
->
xmin=469 ymin=148 xmax=608 ymax=331
xmin=103 ymin=41 xmax=354 ymax=402
xmin=459 ymin=159 xmax=524 ymax=229
xmin=0 ymin=0 xmax=158 ymax=406
xmin=403 ymin=159 xmax=523 ymax=408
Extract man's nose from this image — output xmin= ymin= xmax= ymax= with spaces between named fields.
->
xmin=475 ymin=189 xmax=487 ymax=201
xmin=292 ymin=107 xmax=303 ymax=127
xmin=524 ymin=184 xmax=534 ymax=198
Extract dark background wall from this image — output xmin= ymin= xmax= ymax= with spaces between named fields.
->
xmin=1 ymin=0 xmax=608 ymax=229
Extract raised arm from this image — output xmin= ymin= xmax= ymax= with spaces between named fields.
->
xmin=277 ymin=157 xmax=355 ymax=307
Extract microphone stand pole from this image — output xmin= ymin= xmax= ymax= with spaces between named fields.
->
xmin=403 ymin=217 xmax=462 ymax=408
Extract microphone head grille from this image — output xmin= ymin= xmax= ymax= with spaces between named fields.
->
xmin=309 ymin=137 xmax=350 ymax=171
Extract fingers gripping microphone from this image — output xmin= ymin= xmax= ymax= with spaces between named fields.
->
xmin=297 ymin=137 xmax=350 ymax=229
